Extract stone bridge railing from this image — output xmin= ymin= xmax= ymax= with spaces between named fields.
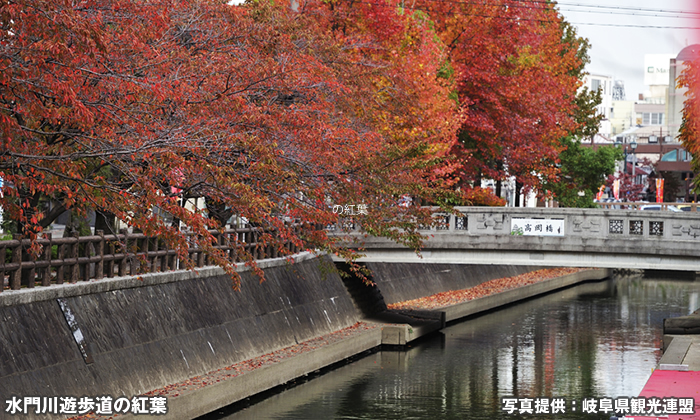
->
xmin=340 ymin=206 xmax=700 ymax=239
xmin=428 ymin=207 xmax=700 ymax=239
xmin=342 ymin=207 xmax=700 ymax=271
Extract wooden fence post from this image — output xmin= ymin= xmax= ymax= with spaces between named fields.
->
xmin=42 ymin=233 xmax=52 ymax=286
xmin=96 ymin=230 xmax=104 ymax=280
xmin=0 ymin=243 xmax=5 ymax=293
xmin=118 ymin=229 xmax=128 ymax=277
xmin=197 ymin=245 xmax=205 ymax=268
xmin=56 ymin=242 xmax=65 ymax=284
xmin=10 ymin=238 xmax=21 ymax=290
xmin=25 ymin=239 xmax=36 ymax=289
xmin=107 ymin=237 xmax=116 ymax=278
xmin=70 ymin=231 xmax=79 ymax=283
xmin=84 ymin=240 xmax=94 ymax=281
xmin=151 ymin=237 xmax=159 ymax=273
xmin=129 ymin=234 xmax=139 ymax=275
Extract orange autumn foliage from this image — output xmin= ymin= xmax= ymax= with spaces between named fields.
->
xmin=678 ymin=56 xmax=700 ymax=191
xmin=409 ymin=0 xmax=590 ymax=189
xmin=1 ymin=0 xmax=593 ymax=283
xmin=0 ymin=0 xmax=461 ymax=282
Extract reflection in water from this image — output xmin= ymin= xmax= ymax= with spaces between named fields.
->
xmin=208 ymin=275 xmax=700 ymax=420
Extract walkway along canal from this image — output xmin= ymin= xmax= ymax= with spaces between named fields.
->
xmin=205 ymin=272 xmax=700 ymax=420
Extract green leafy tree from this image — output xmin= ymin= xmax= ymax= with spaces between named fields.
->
xmin=547 ymin=138 xmax=623 ymax=207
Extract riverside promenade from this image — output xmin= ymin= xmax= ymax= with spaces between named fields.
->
xmin=605 ymin=306 xmax=700 ymax=420
xmin=621 ymin=339 xmax=700 ymax=420
xmin=622 ymin=333 xmax=700 ymax=420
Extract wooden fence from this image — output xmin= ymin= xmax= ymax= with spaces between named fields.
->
xmin=0 ymin=226 xmax=304 ymax=292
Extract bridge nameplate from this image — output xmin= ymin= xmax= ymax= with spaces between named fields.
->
xmin=511 ymin=218 xmax=564 ymax=236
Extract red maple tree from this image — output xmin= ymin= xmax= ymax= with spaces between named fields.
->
xmin=0 ymin=0 xmax=597 ymax=284
xmin=407 ymin=0 xmax=590 ymax=192
xmin=1 ymin=0 xmax=464 ymax=283
xmin=678 ymin=56 xmax=700 ymax=192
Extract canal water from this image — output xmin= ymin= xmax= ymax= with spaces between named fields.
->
xmin=205 ymin=273 xmax=699 ymax=420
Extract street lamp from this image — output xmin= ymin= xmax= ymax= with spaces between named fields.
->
xmin=630 ymin=139 xmax=638 ymax=179
xmin=614 ymin=137 xmax=624 ymax=174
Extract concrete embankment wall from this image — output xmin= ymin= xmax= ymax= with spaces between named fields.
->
xmin=365 ymin=262 xmax=545 ymax=304
xmin=0 ymin=253 xmax=360 ymax=416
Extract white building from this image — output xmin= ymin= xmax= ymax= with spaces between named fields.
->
xmin=581 ymin=73 xmax=613 ymax=137
xmin=610 ymin=100 xmax=635 ymax=135
xmin=642 ymin=53 xmax=675 ymax=104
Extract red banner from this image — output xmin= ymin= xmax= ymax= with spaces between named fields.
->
xmin=595 ymin=185 xmax=605 ymax=201
xmin=656 ymin=178 xmax=664 ymax=203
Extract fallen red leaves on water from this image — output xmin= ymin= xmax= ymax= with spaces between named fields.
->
xmin=387 ymin=267 xmax=591 ymax=311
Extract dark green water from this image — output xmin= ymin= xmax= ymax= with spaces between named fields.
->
xmin=209 ymin=274 xmax=700 ymax=420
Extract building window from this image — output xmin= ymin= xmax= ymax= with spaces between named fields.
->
xmin=661 ymin=148 xmax=691 ymax=162
xmin=592 ymin=79 xmax=601 ymax=92
xmin=640 ymin=112 xmax=664 ymax=125
xmin=661 ymin=150 xmax=677 ymax=161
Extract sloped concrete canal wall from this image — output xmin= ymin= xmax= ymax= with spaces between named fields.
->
xmin=0 ymin=253 xmax=360 ymax=419
xmin=364 ymin=262 xmax=544 ymax=304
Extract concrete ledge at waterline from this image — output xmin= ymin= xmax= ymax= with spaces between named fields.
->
xmin=117 ymin=328 xmax=383 ymax=420
xmin=664 ymin=309 xmax=700 ymax=335
xmin=381 ymin=321 xmax=441 ymax=345
xmin=660 ymin=334 xmax=700 ymax=371
xmin=441 ymin=268 xmax=611 ymax=323
xmin=0 ymin=252 xmax=321 ymax=307
xmin=381 ymin=324 xmax=412 ymax=345
xmin=661 ymin=335 xmax=693 ymax=364
xmin=379 ymin=309 xmax=446 ymax=345
xmin=659 ymin=364 xmax=690 ymax=371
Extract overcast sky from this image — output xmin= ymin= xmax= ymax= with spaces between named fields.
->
xmin=556 ymin=0 xmax=699 ymax=100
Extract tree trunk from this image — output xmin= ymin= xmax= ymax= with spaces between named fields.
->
xmin=204 ymin=196 xmax=234 ymax=228
xmin=514 ymin=180 xmax=523 ymax=207
xmin=95 ymin=211 xmax=117 ymax=235
xmin=63 ymin=210 xmax=92 ymax=238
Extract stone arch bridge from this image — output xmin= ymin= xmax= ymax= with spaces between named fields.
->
xmin=333 ymin=207 xmax=700 ymax=272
